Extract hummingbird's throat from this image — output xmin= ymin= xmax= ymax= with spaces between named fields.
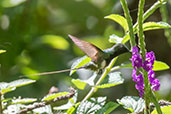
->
xmin=100 ymin=60 xmax=107 ymax=69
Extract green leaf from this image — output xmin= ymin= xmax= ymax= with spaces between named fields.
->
xmin=8 ymin=79 xmax=36 ymax=88
xmin=70 ymin=56 xmax=91 ymax=76
xmin=95 ymin=102 xmax=119 ymax=114
xmin=0 ymin=50 xmax=6 ymax=54
xmin=12 ymin=98 xmax=37 ymax=104
xmin=120 ymin=63 xmax=132 ymax=68
xmin=117 ymin=96 xmax=145 ymax=113
xmin=110 ymin=63 xmax=132 ymax=72
xmin=151 ymin=105 xmax=171 ymax=114
xmin=0 ymin=82 xmax=11 ymax=90
xmin=2 ymin=98 xmax=12 ymax=103
xmin=105 ymin=14 xmax=128 ymax=32
xmin=40 ymin=35 xmax=69 ymax=50
xmin=122 ymin=22 xmax=171 ymax=44
xmin=143 ymin=22 xmax=171 ymax=31
xmin=84 ymin=73 xmax=97 ymax=86
xmin=1 ymin=0 xmax=26 ymax=8
xmin=0 ymin=79 xmax=36 ymax=94
xmin=71 ymin=73 xmax=97 ymax=90
xmin=96 ymin=72 xmax=124 ymax=88
xmin=153 ymin=60 xmax=170 ymax=71
xmin=0 ymin=85 xmax=16 ymax=95
xmin=73 ymin=97 xmax=107 ymax=114
xmin=109 ymin=34 xmax=123 ymax=44
xmin=42 ymin=92 xmax=69 ymax=101
xmin=71 ymin=79 xmax=87 ymax=90
xmin=121 ymin=33 xmax=130 ymax=44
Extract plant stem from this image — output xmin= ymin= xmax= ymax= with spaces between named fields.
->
xmin=150 ymin=91 xmax=163 ymax=114
xmin=82 ymin=87 xmax=95 ymax=102
xmin=137 ymin=0 xmax=146 ymax=59
xmin=120 ymin=0 xmax=136 ymax=48
xmin=110 ymin=66 xmax=120 ymax=72
xmin=137 ymin=0 xmax=150 ymax=113
xmin=0 ymin=92 xmax=2 ymax=114
xmin=143 ymin=70 xmax=151 ymax=114
xmin=160 ymin=4 xmax=171 ymax=47
xmin=137 ymin=0 xmax=163 ymax=113
xmin=82 ymin=57 xmax=118 ymax=102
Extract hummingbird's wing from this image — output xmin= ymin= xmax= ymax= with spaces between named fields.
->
xmin=68 ymin=35 xmax=103 ymax=63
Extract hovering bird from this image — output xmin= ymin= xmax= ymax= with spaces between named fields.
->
xmin=68 ymin=35 xmax=129 ymax=72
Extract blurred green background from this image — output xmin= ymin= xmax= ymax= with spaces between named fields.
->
xmin=0 ymin=0 xmax=171 ymax=113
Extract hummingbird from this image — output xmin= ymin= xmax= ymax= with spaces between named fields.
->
xmin=23 ymin=35 xmax=130 ymax=77
xmin=68 ymin=35 xmax=130 ymax=72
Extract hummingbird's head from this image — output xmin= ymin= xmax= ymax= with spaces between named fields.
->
xmin=113 ymin=43 xmax=130 ymax=53
xmin=104 ymin=43 xmax=130 ymax=55
xmin=102 ymin=43 xmax=130 ymax=64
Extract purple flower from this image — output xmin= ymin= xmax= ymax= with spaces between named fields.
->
xmin=135 ymin=83 xmax=144 ymax=90
xmin=132 ymin=70 xmax=144 ymax=83
xmin=143 ymin=60 xmax=153 ymax=72
xmin=143 ymin=51 xmax=156 ymax=71
xmin=130 ymin=47 xmax=160 ymax=97
xmin=146 ymin=51 xmax=155 ymax=65
xmin=136 ymin=74 xmax=144 ymax=84
xmin=132 ymin=69 xmax=137 ymax=82
xmin=135 ymin=84 xmax=144 ymax=98
xmin=135 ymin=83 xmax=144 ymax=98
xmin=139 ymin=89 xmax=144 ymax=98
xmin=151 ymin=79 xmax=160 ymax=91
xmin=135 ymin=74 xmax=144 ymax=97
xmin=131 ymin=54 xmax=143 ymax=69
xmin=132 ymin=46 xmax=139 ymax=55
xmin=148 ymin=70 xmax=155 ymax=84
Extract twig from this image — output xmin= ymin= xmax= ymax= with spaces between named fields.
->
xmin=150 ymin=100 xmax=171 ymax=108
xmin=19 ymin=87 xmax=75 ymax=114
